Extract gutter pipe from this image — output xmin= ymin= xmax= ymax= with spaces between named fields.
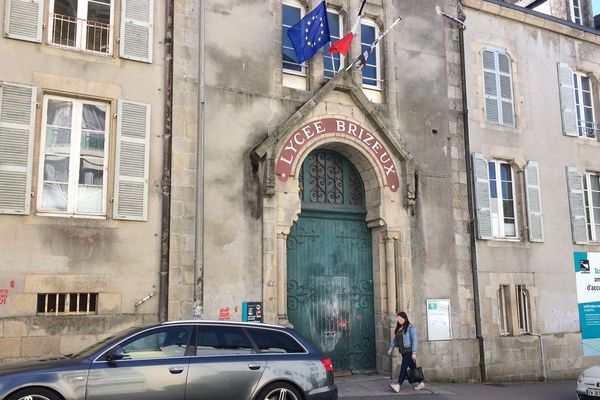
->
xmin=159 ymin=0 xmax=175 ymax=322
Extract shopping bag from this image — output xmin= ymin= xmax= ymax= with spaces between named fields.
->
xmin=407 ymin=366 xmax=424 ymax=383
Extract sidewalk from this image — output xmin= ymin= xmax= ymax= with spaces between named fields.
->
xmin=336 ymin=374 xmax=453 ymax=397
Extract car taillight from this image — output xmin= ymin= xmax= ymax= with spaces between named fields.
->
xmin=321 ymin=357 xmax=334 ymax=372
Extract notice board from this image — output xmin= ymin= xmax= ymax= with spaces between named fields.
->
xmin=426 ymin=299 xmax=451 ymax=341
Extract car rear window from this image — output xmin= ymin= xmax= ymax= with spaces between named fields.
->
xmin=246 ymin=328 xmax=306 ymax=354
xmin=195 ymin=325 xmax=254 ymax=355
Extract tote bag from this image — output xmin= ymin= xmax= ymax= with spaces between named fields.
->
xmin=407 ymin=366 xmax=424 ymax=383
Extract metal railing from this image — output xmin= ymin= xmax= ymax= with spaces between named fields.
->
xmin=50 ymin=13 xmax=111 ymax=55
xmin=578 ymin=120 xmax=600 ymax=139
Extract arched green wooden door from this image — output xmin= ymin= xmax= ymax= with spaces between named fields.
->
xmin=287 ymin=150 xmax=375 ymax=374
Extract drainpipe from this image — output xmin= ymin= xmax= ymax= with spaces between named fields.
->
xmin=527 ymin=332 xmax=547 ymax=381
xmin=159 ymin=0 xmax=175 ymax=322
xmin=194 ymin=0 xmax=206 ymax=319
xmin=440 ymin=1 xmax=487 ymax=382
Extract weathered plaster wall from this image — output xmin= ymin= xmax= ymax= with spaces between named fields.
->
xmin=0 ymin=2 xmax=166 ymax=363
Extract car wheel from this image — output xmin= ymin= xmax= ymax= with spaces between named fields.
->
xmin=256 ymin=382 xmax=303 ymax=400
xmin=6 ymin=388 xmax=62 ymax=400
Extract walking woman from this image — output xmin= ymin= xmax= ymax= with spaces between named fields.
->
xmin=387 ymin=311 xmax=425 ymax=392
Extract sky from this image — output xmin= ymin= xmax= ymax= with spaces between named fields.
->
xmin=594 ymin=0 xmax=600 ymax=16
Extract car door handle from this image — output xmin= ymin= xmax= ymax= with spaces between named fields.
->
xmin=248 ymin=364 xmax=262 ymax=370
xmin=169 ymin=367 xmax=185 ymax=374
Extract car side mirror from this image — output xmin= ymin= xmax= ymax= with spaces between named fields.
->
xmin=107 ymin=346 xmax=125 ymax=362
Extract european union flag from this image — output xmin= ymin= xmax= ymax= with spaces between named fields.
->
xmin=287 ymin=1 xmax=331 ymax=64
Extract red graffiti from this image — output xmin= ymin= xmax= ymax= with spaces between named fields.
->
xmin=219 ymin=307 xmax=230 ymax=321
xmin=0 ymin=288 xmax=8 ymax=305
xmin=9 ymin=280 xmax=15 ymax=288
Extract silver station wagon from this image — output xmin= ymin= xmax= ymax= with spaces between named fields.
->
xmin=0 ymin=320 xmax=338 ymax=400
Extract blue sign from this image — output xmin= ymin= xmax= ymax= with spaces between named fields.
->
xmin=574 ymin=252 xmax=600 ymax=356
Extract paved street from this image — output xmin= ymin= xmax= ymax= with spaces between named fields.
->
xmin=336 ymin=374 xmax=575 ymax=400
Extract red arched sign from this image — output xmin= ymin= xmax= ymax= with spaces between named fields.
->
xmin=275 ymin=118 xmax=399 ymax=192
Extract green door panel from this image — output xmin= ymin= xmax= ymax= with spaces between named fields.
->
xmin=287 ymin=213 xmax=375 ymax=374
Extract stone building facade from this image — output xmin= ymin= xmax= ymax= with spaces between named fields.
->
xmin=170 ymin=0 xmax=480 ymax=380
xmin=0 ymin=0 xmax=165 ymax=362
xmin=463 ymin=0 xmax=600 ymax=381
xmin=5 ymin=0 xmax=598 ymax=384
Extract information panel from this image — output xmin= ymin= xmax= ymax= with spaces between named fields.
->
xmin=574 ymin=252 xmax=600 ymax=356
xmin=426 ymin=299 xmax=451 ymax=341
xmin=242 ymin=302 xmax=263 ymax=323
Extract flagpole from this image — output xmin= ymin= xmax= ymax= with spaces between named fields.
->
xmin=346 ymin=16 xmax=402 ymax=71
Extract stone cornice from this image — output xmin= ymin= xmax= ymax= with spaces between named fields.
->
xmin=462 ymin=0 xmax=600 ymax=46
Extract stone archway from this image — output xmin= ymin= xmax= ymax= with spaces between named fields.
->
xmin=260 ymin=116 xmax=415 ymax=373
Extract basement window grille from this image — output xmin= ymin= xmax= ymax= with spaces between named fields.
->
xmin=37 ymin=293 xmax=98 ymax=315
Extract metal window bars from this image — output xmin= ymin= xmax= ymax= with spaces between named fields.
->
xmin=50 ymin=13 xmax=111 ymax=55
xmin=37 ymin=292 xmax=98 ymax=315
xmin=578 ymin=120 xmax=600 ymax=139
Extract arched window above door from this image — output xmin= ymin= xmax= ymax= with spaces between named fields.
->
xmin=299 ymin=149 xmax=365 ymax=211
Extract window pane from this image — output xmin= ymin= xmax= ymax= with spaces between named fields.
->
xmin=488 ymin=162 xmax=497 ymax=198
xmin=361 ymin=24 xmax=375 ymax=43
xmin=41 ymin=183 xmax=68 ymax=211
xmin=323 ymin=12 xmax=340 ymax=79
xmin=196 ymin=326 xmax=253 ymax=355
xmin=86 ymin=1 xmax=111 ymax=52
xmin=51 ymin=0 xmax=77 ymax=48
xmin=283 ymin=5 xmax=302 ymax=71
xmin=503 ymin=199 xmax=515 ymax=218
xmin=581 ymin=76 xmax=590 ymax=91
xmin=591 ymin=175 xmax=600 ymax=191
xmin=283 ymin=4 xmax=301 ymax=26
xmin=247 ymin=328 xmax=305 ymax=353
xmin=53 ymin=0 xmax=78 ymax=17
xmin=47 ymin=100 xmax=73 ymax=127
xmin=46 ymin=128 xmax=72 ymax=153
xmin=78 ymin=184 xmax=103 ymax=214
xmin=44 ymin=155 xmax=70 ymax=182
xmin=122 ymin=327 xmax=192 ymax=359
xmin=361 ymin=24 xmax=378 ymax=86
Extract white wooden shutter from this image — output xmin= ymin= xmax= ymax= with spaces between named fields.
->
xmin=497 ymin=53 xmax=515 ymax=127
xmin=114 ymin=100 xmax=150 ymax=221
xmin=0 ymin=82 xmax=36 ymax=214
xmin=566 ymin=167 xmax=587 ymax=244
xmin=4 ymin=0 xmax=43 ymax=43
xmin=483 ymin=49 xmax=515 ymax=127
xmin=524 ymin=161 xmax=544 ymax=242
xmin=472 ymin=153 xmax=493 ymax=240
xmin=120 ymin=0 xmax=154 ymax=63
xmin=557 ymin=63 xmax=578 ymax=136
xmin=483 ymin=50 xmax=499 ymax=124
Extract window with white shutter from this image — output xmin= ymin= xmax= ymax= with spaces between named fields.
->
xmin=584 ymin=172 xmax=600 ymax=242
xmin=472 ymin=153 xmax=492 ymax=240
xmin=482 ymin=48 xmax=515 ymax=127
xmin=37 ymin=96 xmax=110 ymax=216
xmin=524 ymin=161 xmax=544 ymax=242
xmin=488 ymin=159 xmax=518 ymax=238
xmin=48 ymin=0 xmax=115 ymax=55
xmin=113 ymin=100 xmax=150 ymax=221
xmin=557 ymin=63 xmax=579 ymax=137
xmin=0 ymin=82 xmax=37 ymax=214
xmin=566 ymin=167 xmax=587 ymax=244
xmin=120 ymin=0 xmax=153 ymax=63
xmin=4 ymin=0 xmax=43 ymax=43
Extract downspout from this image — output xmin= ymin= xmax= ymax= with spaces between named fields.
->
xmin=457 ymin=9 xmax=487 ymax=382
xmin=194 ymin=0 xmax=206 ymax=319
xmin=159 ymin=0 xmax=175 ymax=322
